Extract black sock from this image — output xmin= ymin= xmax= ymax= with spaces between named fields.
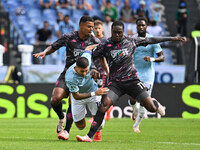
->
xmin=87 ymin=110 xmax=105 ymax=139
xmin=153 ymin=100 xmax=159 ymax=110
xmin=51 ymin=102 xmax=64 ymax=119
xmin=64 ymin=104 xmax=73 ymax=133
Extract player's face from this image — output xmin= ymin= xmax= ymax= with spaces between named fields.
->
xmin=112 ymin=26 xmax=124 ymax=42
xmin=94 ymin=24 xmax=103 ymax=37
xmin=137 ymin=20 xmax=147 ymax=35
xmin=80 ymin=21 xmax=94 ymax=37
xmin=76 ymin=66 xmax=89 ymax=77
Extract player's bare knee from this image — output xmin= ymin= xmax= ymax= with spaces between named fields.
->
xmin=99 ymin=105 xmax=108 ymax=113
xmin=100 ymin=102 xmax=112 ymax=113
xmin=75 ymin=123 xmax=86 ymax=130
xmin=129 ymin=97 xmax=137 ymax=105
xmin=51 ymin=96 xmax=62 ymax=105
xmin=75 ymin=119 xmax=86 ymax=130
xmin=76 ymin=125 xmax=85 ymax=130
xmin=52 ymin=88 xmax=66 ymax=105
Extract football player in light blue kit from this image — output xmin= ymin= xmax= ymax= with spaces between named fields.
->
xmin=65 ymin=44 xmax=108 ymax=140
xmin=129 ymin=17 xmax=165 ymax=133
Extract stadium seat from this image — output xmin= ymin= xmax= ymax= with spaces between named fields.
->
xmin=29 ymin=37 xmax=35 ymax=45
xmin=27 ymin=8 xmax=42 ymax=19
xmin=57 ymin=8 xmax=71 ymax=16
xmin=1 ymin=0 xmax=168 ymax=47
xmin=21 ymin=0 xmax=37 ymax=7
xmin=21 ymin=21 xmax=35 ymax=33
xmin=16 ymin=16 xmax=29 ymax=27
xmin=43 ymin=9 xmax=57 ymax=19
xmin=88 ymin=9 xmax=103 ymax=19
xmin=30 ymin=17 xmax=44 ymax=29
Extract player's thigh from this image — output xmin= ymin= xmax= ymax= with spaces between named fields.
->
xmin=54 ymin=73 xmax=70 ymax=98
xmin=127 ymin=80 xmax=149 ymax=102
xmin=52 ymin=87 xmax=66 ymax=99
xmin=71 ymin=94 xmax=87 ymax=122
xmin=107 ymin=82 xmax=124 ymax=105
xmin=74 ymin=118 xmax=86 ymax=129
xmin=87 ymin=95 xmax=101 ymax=116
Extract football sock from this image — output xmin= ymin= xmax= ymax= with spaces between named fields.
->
xmin=64 ymin=104 xmax=73 ymax=133
xmin=153 ymin=99 xmax=159 ymax=110
xmin=134 ymin=106 xmax=146 ymax=128
xmin=128 ymin=99 xmax=137 ymax=109
xmin=51 ymin=102 xmax=64 ymax=119
xmin=87 ymin=110 xmax=105 ymax=139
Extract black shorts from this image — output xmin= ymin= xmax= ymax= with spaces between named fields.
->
xmin=107 ymin=78 xmax=149 ymax=104
xmin=55 ymin=70 xmax=70 ymax=97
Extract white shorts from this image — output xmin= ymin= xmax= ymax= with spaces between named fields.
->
xmin=70 ymin=94 xmax=101 ymax=122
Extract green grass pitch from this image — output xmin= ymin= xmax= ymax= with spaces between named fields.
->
xmin=0 ymin=118 xmax=200 ymax=150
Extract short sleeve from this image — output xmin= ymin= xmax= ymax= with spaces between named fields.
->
xmin=51 ymin=34 xmax=69 ymax=50
xmin=132 ymin=36 xmax=148 ymax=47
xmin=66 ymin=81 xmax=79 ymax=93
xmin=154 ymin=43 xmax=162 ymax=53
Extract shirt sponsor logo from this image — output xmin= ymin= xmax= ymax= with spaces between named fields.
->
xmin=74 ymin=49 xmax=85 ymax=56
xmin=110 ymin=49 xmax=128 ymax=58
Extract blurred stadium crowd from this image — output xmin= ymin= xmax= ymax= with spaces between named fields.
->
xmin=2 ymin=0 xmax=167 ymax=45
xmin=0 ymin=0 xmax=200 ymax=83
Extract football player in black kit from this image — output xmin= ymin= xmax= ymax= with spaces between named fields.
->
xmin=33 ymin=16 xmax=101 ymax=140
xmin=76 ymin=20 xmax=186 ymax=142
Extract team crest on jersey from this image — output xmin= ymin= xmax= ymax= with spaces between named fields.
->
xmin=72 ymin=39 xmax=77 ymax=42
xmin=107 ymin=44 xmax=112 ymax=47
xmin=110 ymin=49 xmax=128 ymax=58
xmin=81 ymin=42 xmax=85 ymax=48
xmin=74 ymin=49 xmax=85 ymax=56
xmin=70 ymin=85 xmax=76 ymax=90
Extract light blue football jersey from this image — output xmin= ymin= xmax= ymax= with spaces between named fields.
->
xmin=65 ymin=51 xmax=98 ymax=93
xmin=133 ymin=33 xmax=162 ymax=82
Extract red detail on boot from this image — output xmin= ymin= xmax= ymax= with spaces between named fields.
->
xmin=93 ymin=130 xmax=101 ymax=141
xmin=106 ymin=105 xmax=113 ymax=120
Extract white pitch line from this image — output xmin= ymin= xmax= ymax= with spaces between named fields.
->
xmin=1 ymin=137 xmax=200 ymax=146
xmin=136 ymin=141 xmax=200 ymax=146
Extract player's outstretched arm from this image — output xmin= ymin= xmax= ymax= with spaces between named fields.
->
xmin=146 ymin=36 xmax=186 ymax=45
xmin=85 ymin=44 xmax=99 ymax=51
xmin=33 ymin=45 xmax=56 ymax=59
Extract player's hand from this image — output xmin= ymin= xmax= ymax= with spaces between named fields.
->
xmin=143 ymin=56 xmax=151 ymax=62
xmin=85 ymin=44 xmax=99 ymax=51
xmin=33 ymin=52 xmax=46 ymax=59
xmin=95 ymin=87 xmax=109 ymax=95
xmin=172 ymin=37 xmax=187 ymax=42
xmin=105 ymin=72 xmax=109 ymax=77
xmin=91 ymin=69 xmax=100 ymax=81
